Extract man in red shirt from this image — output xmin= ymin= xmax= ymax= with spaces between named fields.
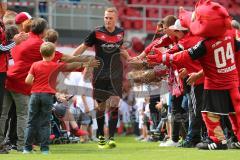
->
xmin=0 ymin=18 xmax=94 ymax=151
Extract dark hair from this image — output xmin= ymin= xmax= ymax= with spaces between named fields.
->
xmin=31 ymin=18 xmax=48 ymax=35
xmin=162 ymin=15 xmax=177 ymax=27
xmin=5 ymin=25 xmax=19 ymax=41
xmin=40 ymin=42 xmax=55 ymax=57
xmin=44 ymin=29 xmax=59 ymax=43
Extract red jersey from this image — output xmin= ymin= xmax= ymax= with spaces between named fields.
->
xmin=173 ymin=32 xmax=238 ymax=90
xmin=6 ymin=32 xmax=63 ymax=95
xmin=29 ymin=61 xmax=64 ymax=94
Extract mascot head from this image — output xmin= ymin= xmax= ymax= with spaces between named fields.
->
xmin=179 ymin=0 xmax=232 ymax=38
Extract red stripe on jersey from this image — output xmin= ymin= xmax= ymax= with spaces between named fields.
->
xmin=96 ymin=31 xmax=123 ymax=43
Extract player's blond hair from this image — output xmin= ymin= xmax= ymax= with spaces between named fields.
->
xmin=105 ymin=7 xmax=118 ymax=15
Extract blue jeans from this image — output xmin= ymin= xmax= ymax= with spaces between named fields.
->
xmin=24 ymin=93 xmax=54 ymax=152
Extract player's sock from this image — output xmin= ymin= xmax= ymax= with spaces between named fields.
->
xmin=96 ymin=110 xmax=105 ymax=137
xmin=108 ymin=107 xmax=118 ymax=138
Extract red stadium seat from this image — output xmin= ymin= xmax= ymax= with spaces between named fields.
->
xmin=130 ymin=0 xmax=139 ymax=4
xmin=146 ymin=8 xmax=159 ymax=18
xmin=122 ymin=20 xmax=133 ymax=30
xmin=133 ymin=20 xmax=143 ymax=30
xmin=146 ymin=21 xmax=157 ymax=32
xmin=161 ymin=8 xmax=175 ymax=18
xmin=112 ymin=0 xmax=240 ymax=33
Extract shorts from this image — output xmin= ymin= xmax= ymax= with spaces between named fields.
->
xmin=53 ymin=103 xmax=67 ymax=118
xmin=79 ymin=112 xmax=92 ymax=125
xmin=202 ymin=89 xmax=235 ymax=115
xmin=93 ymin=78 xmax=122 ymax=102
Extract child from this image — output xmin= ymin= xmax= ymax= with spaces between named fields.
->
xmin=24 ymin=42 xmax=99 ymax=154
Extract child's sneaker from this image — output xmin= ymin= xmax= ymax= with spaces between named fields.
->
xmin=22 ymin=150 xmax=32 ymax=154
xmin=159 ymin=140 xmax=179 ymax=147
xmin=41 ymin=150 xmax=49 ymax=155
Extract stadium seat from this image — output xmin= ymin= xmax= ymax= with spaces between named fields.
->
xmin=112 ymin=0 xmax=240 ymax=32
xmin=146 ymin=21 xmax=157 ymax=32
xmin=146 ymin=8 xmax=159 ymax=18
xmin=122 ymin=20 xmax=133 ymax=30
xmin=129 ymin=0 xmax=139 ymax=4
xmin=161 ymin=8 xmax=175 ymax=18
xmin=133 ymin=20 xmax=143 ymax=30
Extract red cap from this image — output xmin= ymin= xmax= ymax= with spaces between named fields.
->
xmin=15 ymin=12 xmax=32 ymax=24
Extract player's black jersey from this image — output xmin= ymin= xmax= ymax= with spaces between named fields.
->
xmin=84 ymin=26 xmax=124 ymax=80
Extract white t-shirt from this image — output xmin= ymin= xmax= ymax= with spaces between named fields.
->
xmin=75 ymin=73 xmax=95 ymax=112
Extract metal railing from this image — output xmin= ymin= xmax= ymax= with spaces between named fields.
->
xmin=8 ymin=0 xmax=193 ymax=32
xmin=35 ymin=0 xmax=111 ymax=30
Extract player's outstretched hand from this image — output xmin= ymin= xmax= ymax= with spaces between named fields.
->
xmin=83 ymin=59 xmax=100 ymax=68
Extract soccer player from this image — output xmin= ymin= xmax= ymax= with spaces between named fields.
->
xmin=72 ymin=7 xmax=130 ymax=149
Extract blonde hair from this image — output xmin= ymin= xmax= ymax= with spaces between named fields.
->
xmin=105 ymin=7 xmax=118 ymax=15
xmin=3 ymin=10 xmax=17 ymax=25
xmin=40 ymin=42 xmax=55 ymax=57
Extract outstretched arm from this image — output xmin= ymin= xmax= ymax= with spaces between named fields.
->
xmin=71 ymin=43 xmax=89 ymax=56
xmin=147 ymin=40 xmax=207 ymax=66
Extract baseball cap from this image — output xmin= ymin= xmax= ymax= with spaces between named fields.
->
xmin=169 ymin=19 xmax=188 ymax=31
xmin=15 ymin=12 xmax=32 ymax=24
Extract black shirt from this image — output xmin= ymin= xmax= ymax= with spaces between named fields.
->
xmin=84 ymin=26 xmax=124 ymax=80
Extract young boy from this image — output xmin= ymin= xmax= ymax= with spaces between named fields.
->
xmin=24 ymin=42 xmax=99 ymax=154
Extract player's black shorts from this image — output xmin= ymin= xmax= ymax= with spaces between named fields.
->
xmin=202 ymin=89 xmax=235 ymax=115
xmin=93 ymin=78 xmax=122 ymax=103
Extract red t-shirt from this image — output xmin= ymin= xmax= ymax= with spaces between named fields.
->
xmin=6 ymin=32 xmax=63 ymax=95
xmin=144 ymin=35 xmax=175 ymax=54
xmin=169 ymin=33 xmax=204 ymax=85
xmin=173 ymin=32 xmax=238 ymax=90
xmin=29 ymin=61 xmax=64 ymax=94
xmin=0 ymin=27 xmax=7 ymax=73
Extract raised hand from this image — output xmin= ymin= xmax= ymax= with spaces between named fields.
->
xmin=83 ymin=59 xmax=100 ymax=68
